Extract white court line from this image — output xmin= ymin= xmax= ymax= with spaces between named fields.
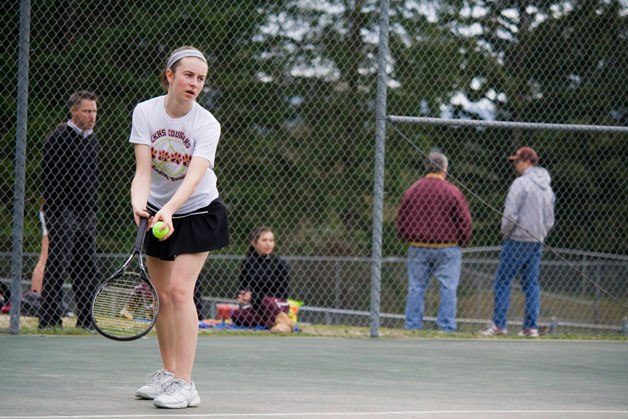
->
xmin=1 ymin=411 xmax=628 ymax=418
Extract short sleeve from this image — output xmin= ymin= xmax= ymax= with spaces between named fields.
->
xmin=129 ymin=104 xmax=150 ymax=145
xmin=192 ymin=121 xmax=220 ymax=168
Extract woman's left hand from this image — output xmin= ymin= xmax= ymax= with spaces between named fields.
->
xmin=150 ymin=207 xmax=175 ymax=240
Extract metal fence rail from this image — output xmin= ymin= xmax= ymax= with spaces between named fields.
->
xmin=2 ymin=247 xmax=625 ymax=335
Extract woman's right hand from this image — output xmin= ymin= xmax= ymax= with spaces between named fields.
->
xmin=132 ymin=207 xmax=151 ymax=226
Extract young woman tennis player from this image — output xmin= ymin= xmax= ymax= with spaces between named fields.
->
xmin=129 ymin=45 xmax=229 ymax=408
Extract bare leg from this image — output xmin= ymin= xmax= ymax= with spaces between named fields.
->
xmin=168 ymin=252 xmax=208 ymax=381
xmin=146 ymin=256 xmax=175 ymax=373
xmin=147 ymin=252 xmax=208 ymax=381
xmin=31 ymin=235 xmax=48 ymax=292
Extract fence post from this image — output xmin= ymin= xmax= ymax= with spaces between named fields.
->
xmin=10 ymin=0 xmax=31 ymax=334
xmin=549 ymin=317 xmax=558 ymax=335
xmin=209 ymin=301 xmax=217 ymax=320
xmin=369 ymin=0 xmax=390 ymax=338
xmin=621 ymin=318 xmax=628 ymax=337
xmin=593 ymin=272 xmax=601 ymax=326
xmin=333 ymin=260 xmax=341 ymax=325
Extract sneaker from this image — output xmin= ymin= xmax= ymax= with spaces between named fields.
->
xmin=153 ymin=378 xmax=200 ymax=409
xmin=76 ymin=319 xmax=95 ymax=331
xmin=480 ymin=324 xmax=508 ymax=336
xmin=76 ymin=324 xmax=96 ymax=334
xmin=38 ymin=319 xmax=63 ymax=330
xmin=135 ymin=369 xmax=174 ymax=400
xmin=518 ymin=328 xmax=539 ymax=337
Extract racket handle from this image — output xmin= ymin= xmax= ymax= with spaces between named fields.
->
xmin=134 ymin=217 xmax=149 ymax=253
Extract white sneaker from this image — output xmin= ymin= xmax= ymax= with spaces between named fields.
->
xmin=153 ymin=378 xmax=200 ymax=408
xmin=480 ymin=324 xmax=508 ymax=336
xmin=135 ymin=369 xmax=174 ymax=399
xmin=518 ymin=328 xmax=539 ymax=337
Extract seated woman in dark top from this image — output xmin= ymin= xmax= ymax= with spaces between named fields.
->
xmin=231 ymin=226 xmax=294 ymax=332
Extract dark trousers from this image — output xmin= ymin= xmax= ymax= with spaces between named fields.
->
xmin=38 ymin=210 xmax=99 ymax=328
xmin=232 ymin=296 xmax=289 ymax=328
xmin=194 ymin=281 xmax=204 ymax=321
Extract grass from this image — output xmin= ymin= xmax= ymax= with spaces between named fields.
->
xmin=2 ymin=314 xmax=626 ymax=340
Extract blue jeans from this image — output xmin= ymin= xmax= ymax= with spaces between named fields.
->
xmin=405 ymin=246 xmax=461 ymax=331
xmin=492 ymin=240 xmax=543 ymax=330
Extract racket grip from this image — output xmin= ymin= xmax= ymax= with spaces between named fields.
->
xmin=134 ymin=217 xmax=149 ymax=253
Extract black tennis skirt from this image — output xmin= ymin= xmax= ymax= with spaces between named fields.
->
xmin=144 ymin=197 xmax=229 ymax=260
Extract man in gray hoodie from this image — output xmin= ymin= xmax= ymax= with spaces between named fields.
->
xmin=481 ymin=147 xmax=555 ymax=337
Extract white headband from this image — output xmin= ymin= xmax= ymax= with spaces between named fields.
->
xmin=167 ymin=48 xmax=207 ymax=69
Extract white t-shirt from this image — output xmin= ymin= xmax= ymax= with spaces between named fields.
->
xmin=129 ymin=96 xmax=221 ymax=214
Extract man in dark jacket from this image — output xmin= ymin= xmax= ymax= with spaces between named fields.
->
xmin=38 ymin=90 xmax=100 ymax=330
xmin=396 ymin=152 xmax=472 ymax=332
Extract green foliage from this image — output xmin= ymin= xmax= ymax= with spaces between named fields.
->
xmin=3 ymin=0 xmax=626 ymax=259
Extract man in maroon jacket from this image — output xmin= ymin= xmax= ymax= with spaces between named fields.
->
xmin=396 ymin=152 xmax=472 ymax=332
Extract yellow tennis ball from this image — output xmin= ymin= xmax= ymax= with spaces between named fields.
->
xmin=152 ymin=221 xmax=169 ymax=239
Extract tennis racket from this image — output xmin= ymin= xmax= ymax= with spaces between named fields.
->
xmin=91 ymin=217 xmax=159 ymax=341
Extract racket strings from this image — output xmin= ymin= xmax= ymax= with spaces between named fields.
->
xmin=92 ymin=271 xmax=157 ymax=338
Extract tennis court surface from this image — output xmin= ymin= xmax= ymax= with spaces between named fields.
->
xmin=0 ymin=335 xmax=626 ymax=418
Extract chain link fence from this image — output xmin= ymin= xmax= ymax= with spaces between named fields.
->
xmin=2 ymin=0 xmax=626 ymax=336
